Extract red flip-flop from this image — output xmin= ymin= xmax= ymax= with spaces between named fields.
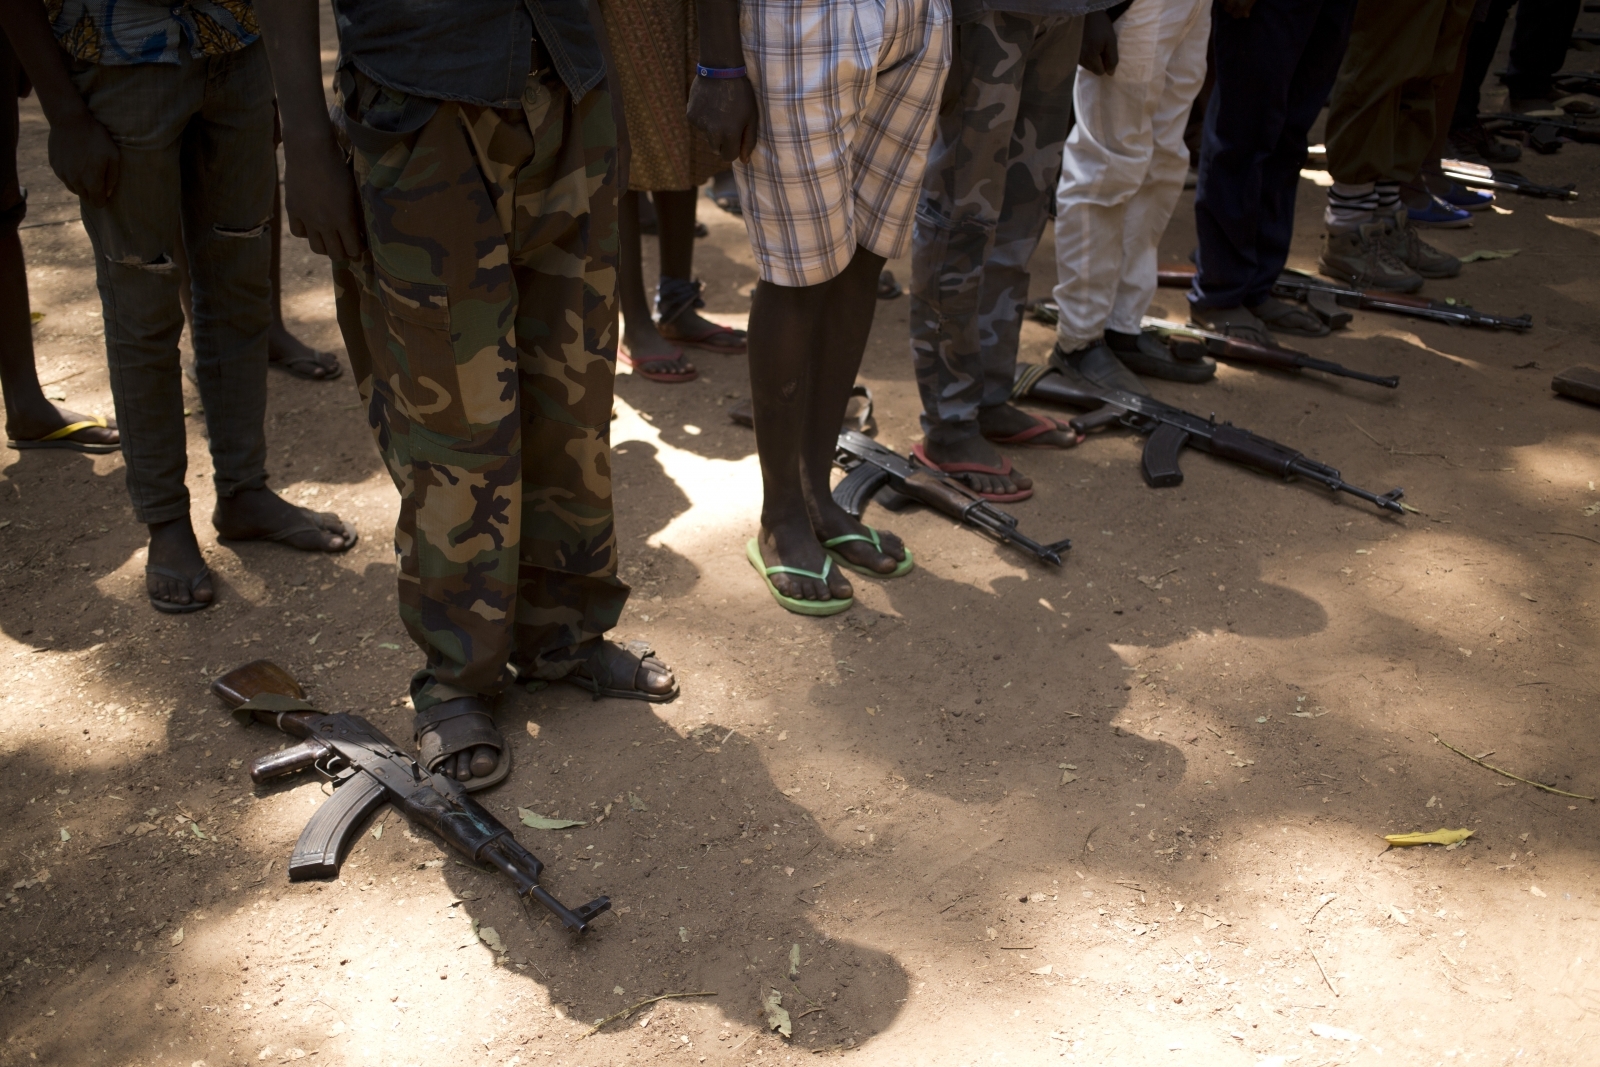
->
xmin=661 ymin=319 xmax=747 ymax=355
xmin=911 ymin=442 xmax=1033 ymax=503
xmin=618 ymin=344 xmax=698 ymax=384
xmin=984 ymin=412 xmax=1082 ymax=448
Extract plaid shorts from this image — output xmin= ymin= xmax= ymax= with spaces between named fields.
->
xmin=734 ymin=0 xmax=951 ymax=287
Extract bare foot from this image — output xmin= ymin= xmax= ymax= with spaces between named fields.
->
xmin=621 ymin=319 xmax=696 ymax=378
xmin=977 ymin=403 xmax=1079 ymax=448
xmin=5 ymin=401 xmax=119 ymax=449
xmin=146 ymin=518 xmax=214 ymax=608
xmin=268 ymin=321 xmax=342 ymax=381
xmin=757 ymin=521 xmax=852 ymax=602
xmin=921 ymin=435 xmax=1033 ymax=498
xmin=213 ymin=487 xmax=356 ymax=552
xmin=811 ymin=499 xmax=905 ymax=575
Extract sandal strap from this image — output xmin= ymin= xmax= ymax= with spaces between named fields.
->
xmin=413 ymin=696 xmax=500 ymax=773
xmin=145 ymin=564 xmax=210 ymax=592
xmin=761 ymin=555 xmax=834 ymax=582
xmin=41 ymin=416 xmax=106 ymax=442
xmin=572 ymin=640 xmax=657 ymax=696
xmin=821 ymin=527 xmax=883 ymax=553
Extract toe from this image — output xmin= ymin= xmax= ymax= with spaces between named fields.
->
xmin=468 ymin=745 xmax=498 ymax=778
xmin=827 ymin=572 xmax=853 ymax=601
xmin=452 ymin=751 xmax=474 ymax=781
xmin=638 ymin=659 xmax=676 ymax=695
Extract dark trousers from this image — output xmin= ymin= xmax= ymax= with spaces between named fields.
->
xmin=1189 ymin=0 xmax=1357 ymax=311
xmin=1454 ymin=0 xmax=1581 ymax=128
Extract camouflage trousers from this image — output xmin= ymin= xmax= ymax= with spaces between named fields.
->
xmin=331 ymin=67 xmax=627 ymax=710
xmin=909 ymin=12 xmax=1082 ymax=447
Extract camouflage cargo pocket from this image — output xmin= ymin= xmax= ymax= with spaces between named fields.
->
xmin=371 ymin=264 xmax=475 ymax=440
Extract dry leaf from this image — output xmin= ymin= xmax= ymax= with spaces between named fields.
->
xmin=1389 ymin=907 xmax=1410 ymax=925
xmin=170 ymin=927 xmax=184 ymax=946
xmin=763 ymin=990 xmax=792 ymax=1038
xmin=1530 ymin=885 xmax=1547 ymax=898
xmin=478 ymin=926 xmax=505 ymax=954
xmin=1310 ymin=1022 xmax=1363 ymax=1041
xmin=1384 ymin=828 xmax=1473 ymax=847
xmin=1030 ymin=964 xmax=1053 ymax=975
xmin=628 ymin=793 xmax=648 ymax=812
xmin=789 ymin=943 xmax=801 ymax=979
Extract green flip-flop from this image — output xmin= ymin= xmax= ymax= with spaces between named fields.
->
xmin=823 ymin=526 xmax=914 ymax=579
xmin=745 ymin=538 xmax=854 ymax=617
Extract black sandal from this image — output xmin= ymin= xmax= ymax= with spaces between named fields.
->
xmin=146 ymin=564 xmax=213 ymax=614
xmin=561 ymin=640 xmax=679 ymax=703
xmin=413 ymin=696 xmax=512 ymax=792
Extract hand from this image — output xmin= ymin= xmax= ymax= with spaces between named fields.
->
xmin=282 ymin=135 xmax=365 ymax=260
xmin=688 ymin=76 xmax=759 ymax=163
xmin=47 ymin=112 xmax=119 ymax=204
xmin=1079 ymin=11 xmax=1119 ymax=76
xmin=1220 ymin=0 xmax=1257 ymax=16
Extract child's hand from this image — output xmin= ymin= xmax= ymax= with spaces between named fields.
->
xmin=283 ymin=139 xmax=365 ymax=260
xmin=688 ymin=76 xmax=759 ymax=164
xmin=48 ymin=112 xmax=119 ymax=204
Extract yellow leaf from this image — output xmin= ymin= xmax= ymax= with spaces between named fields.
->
xmin=1383 ymin=828 xmax=1474 ymax=847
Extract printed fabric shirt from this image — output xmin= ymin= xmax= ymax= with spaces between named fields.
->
xmin=46 ymin=0 xmax=259 ymax=65
xmin=951 ymin=0 xmax=1120 ymax=21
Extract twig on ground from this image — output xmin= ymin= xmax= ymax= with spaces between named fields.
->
xmin=1307 ymin=894 xmax=1337 ymax=925
xmin=579 ymin=991 xmax=716 ymax=1039
xmin=1544 ymin=529 xmax=1600 ymax=546
xmin=1309 ymin=948 xmax=1339 ymax=998
xmin=1432 ymin=733 xmax=1595 ymax=801
xmin=1083 ymin=825 xmax=1099 ymax=854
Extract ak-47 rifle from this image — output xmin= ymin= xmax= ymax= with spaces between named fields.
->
xmin=213 ymin=660 xmax=610 ymax=933
xmin=1011 ymin=362 xmax=1405 ymax=514
xmin=1140 ymin=316 xmax=1398 ymax=388
xmin=1440 ymin=158 xmax=1578 ymax=201
xmin=1482 ymin=111 xmax=1600 ymax=152
xmin=1153 ymin=264 xmax=1534 ymax=333
xmin=832 ymin=430 xmax=1071 ymax=565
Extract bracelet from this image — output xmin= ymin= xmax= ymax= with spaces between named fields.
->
xmin=696 ymin=64 xmax=748 ymax=79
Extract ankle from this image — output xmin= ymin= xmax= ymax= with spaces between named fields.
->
xmin=1104 ymin=329 xmax=1141 ymax=354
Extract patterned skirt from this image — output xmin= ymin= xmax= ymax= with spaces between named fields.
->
xmin=598 ymin=0 xmax=724 ymax=192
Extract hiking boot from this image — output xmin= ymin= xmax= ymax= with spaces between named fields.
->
xmin=1049 ymin=341 xmax=1149 ymax=396
xmin=1447 ymin=123 xmax=1521 ymax=165
xmin=1319 ymin=223 xmax=1423 ymax=293
xmin=1382 ymin=208 xmax=1461 ymax=279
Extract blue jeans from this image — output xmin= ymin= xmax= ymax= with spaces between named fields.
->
xmin=1189 ymin=0 xmax=1356 ymax=311
xmin=73 ymin=43 xmax=275 ymax=524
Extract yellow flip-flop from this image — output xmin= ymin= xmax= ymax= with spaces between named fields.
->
xmin=8 ymin=415 xmax=120 ymax=454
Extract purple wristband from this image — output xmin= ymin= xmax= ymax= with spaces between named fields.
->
xmin=696 ymin=64 xmax=748 ymax=79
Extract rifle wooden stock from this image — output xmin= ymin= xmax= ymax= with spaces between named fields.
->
xmin=1157 ymin=264 xmax=1196 ymax=288
xmin=899 ymin=468 xmax=987 ymax=517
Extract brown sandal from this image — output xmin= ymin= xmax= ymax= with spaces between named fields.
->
xmin=560 ymin=640 xmax=679 ymax=703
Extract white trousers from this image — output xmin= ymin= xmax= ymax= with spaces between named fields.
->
xmin=1052 ymin=0 xmax=1211 ymax=349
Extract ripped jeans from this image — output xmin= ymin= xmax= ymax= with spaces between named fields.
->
xmin=73 ymin=42 xmax=275 ymax=524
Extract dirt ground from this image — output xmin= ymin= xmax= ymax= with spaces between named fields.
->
xmin=7 ymin=21 xmax=1600 ymax=1067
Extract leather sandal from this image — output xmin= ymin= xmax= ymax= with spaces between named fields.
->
xmin=561 ymin=640 xmax=679 ymax=703
xmin=413 ymin=696 xmax=511 ymax=793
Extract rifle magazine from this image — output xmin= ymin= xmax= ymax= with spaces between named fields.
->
xmin=288 ymin=775 xmax=388 ymax=881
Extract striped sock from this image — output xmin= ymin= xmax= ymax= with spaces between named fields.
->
xmin=1326 ymin=181 xmax=1377 ymax=232
xmin=1374 ymin=181 xmax=1401 ymax=211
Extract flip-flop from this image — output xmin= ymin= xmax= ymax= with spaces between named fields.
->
xmin=8 ymin=415 xmax=120 ymax=454
xmin=823 ymin=526 xmax=914 ymax=579
xmin=619 ymin=345 xmax=698 ymax=383
xmin=661 ymin=320 xmax=747 ymax=354
xmin=745 ymin=538 xmax=853 ymax=617
xmin=222 ymin=509 xmax=358 ymax=552
xmin=146 ymin=564 xmax=214 ymax=614
xmin=911 ymin=442 xmax=1033 ymax=503
xmin=270 ymin=347 xmax=344 ymax=381
xmin=560 ymin=639 xmax=680 ymax=703
xmin=983 ymin=412 xmax=1082 ymax=448
xmin=414 ymin=697 xmax=511 ymax=793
